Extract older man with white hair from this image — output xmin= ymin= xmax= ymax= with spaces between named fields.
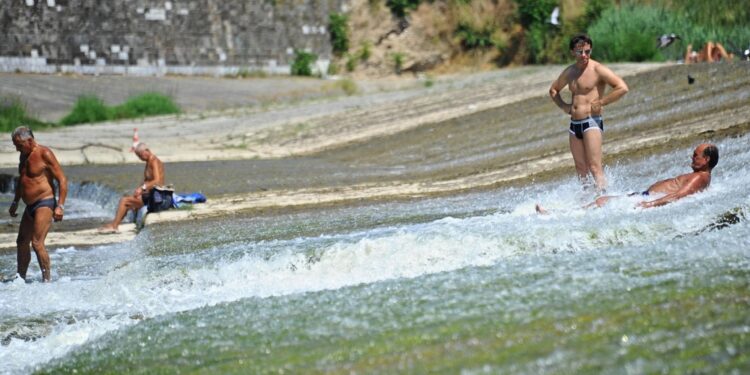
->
xmin=99 ymin=141 xmax=165 ymax=233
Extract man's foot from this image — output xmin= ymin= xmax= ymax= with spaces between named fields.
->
xmin=97 ymin=225 xmax=119 ymax=234
xmin=1 ymin=273 xmax=20 ymax=283
xmin=535 ymin=204 xmax=549 ymax=215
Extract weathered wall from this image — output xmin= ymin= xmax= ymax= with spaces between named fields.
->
xmin=0 ymin=0 xmax=343 ymax=75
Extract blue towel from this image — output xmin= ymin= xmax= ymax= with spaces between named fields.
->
xmin=173 ymin=192 xmax=207 ymax=207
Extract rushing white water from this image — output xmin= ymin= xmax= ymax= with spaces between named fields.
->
xmin=1 ymin=137 xmax=748 ymax=374
xmin=0 ymin=181 xmax=117 ymax=225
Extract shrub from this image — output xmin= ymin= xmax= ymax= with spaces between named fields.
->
xmin=337 ymin=78 xmax=358 ymax=95
xmin=386 ymin=0 xmax=421 ymax=18
xmin=453 ymin=0 xmax=511 ymax=52
xmin=526 ymin=23 xmax=551 ymax=63
xmin=291 ymin=50 xmax=318 ymax=76
xmin=586 ymin=2 xmax=750 ymax=63
xmin=576 ymin=0 xmax=614 ymax=31
xmin=391 ymin=52 xmax=405 ymax=74
xmin=60 ymin=96 xmax=110 ymax=125
xmin=588 ymin=5 xmax=669 ymax=62
xmin=346 ymin=54 xmax=357 ymax=72
xmin=516 ymin=0 xmax=557 ymax=28
xmin=660 ymin=0 xmax=750 ymax=28
xmin=514 ymin=0 xmax=560 ymax=63
xmin=0 ymin=97 xmax=48 ymax=132
xmin=113 ymin=93 xmax=180 ymax=119
xmin=455 ymin=23 xmax=495 ymax=49
xmin=327 ymin=61 xmax=339 ymax=75
xmin=329 ymin=13 xmax=349 ymax=55
xmin=359 ymin=42 xmax=371 ymax=62
xmin=60 ymin=93 xmax=180 ymax=125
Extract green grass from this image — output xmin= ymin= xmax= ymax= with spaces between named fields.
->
xmin=588 ymin=3 xmax=750 ymax=62
xmin=329 ymin=13 xmax=349 ymax=56
xmin=60 ymin=93 xmax=180 ymax=126
xmin=336 ymin=78 xmax=359 ymax=96
xmin=653 ymin=0 xmax=750 ymax=29
xmin=113 ymin=93 xmax=181 ymax=119
xmin=0 ymin=97 xmax=51 ymax=132
xmin=513 ymin=0 xmax=750 ymax=64
xmin=59 ymin=95 xmax=110 ymax=125
xmin=290 ymin=50 xmax=318 ymax=77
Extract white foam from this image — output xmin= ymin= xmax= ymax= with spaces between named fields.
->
xmin=1 ymin=137 xmax=749 ymax=374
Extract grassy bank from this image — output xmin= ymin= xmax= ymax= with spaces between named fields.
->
xmin=0 ymin=92 xmax=180 ymax=132
xmin=60 ymin=93 xmax=180 ymax=126
xmin=339 ymin=0 xmax=750 ymax=74
xmin=0 ymin=97 xmax=52 ymax=133
xmin=516 ymin=0 xmax=750 ymax=64
xmin=589 ymin=2 xmax=750 ymax=62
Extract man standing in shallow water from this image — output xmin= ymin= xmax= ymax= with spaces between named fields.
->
xmin=9 ymin=126 xmax=68 ymax=282
xmin=549 ymin=33 xmax=629 ymax=193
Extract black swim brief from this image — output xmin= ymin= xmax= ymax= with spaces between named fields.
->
xmin=569 ymin=116 xmax=603 ymax=140
xmin=23 ymin=198 xmax=56 ymax=219
xmin=627 ymin=191 xmax=650 ymax=197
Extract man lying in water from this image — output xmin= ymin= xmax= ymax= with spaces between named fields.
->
xmin=536 ymin=143 xmax=719 ymax=213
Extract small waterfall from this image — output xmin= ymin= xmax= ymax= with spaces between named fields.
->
xmin=0 ymin=173 xmax=121 ymax=219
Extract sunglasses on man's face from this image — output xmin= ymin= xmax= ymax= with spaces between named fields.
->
xmin=574 ymin=49 xmax=592 ymax=56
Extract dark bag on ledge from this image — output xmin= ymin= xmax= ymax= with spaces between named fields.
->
xmin=147 ymin=185 xmax=175 ymax=213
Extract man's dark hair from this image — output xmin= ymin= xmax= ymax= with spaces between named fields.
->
xmin=703 ymin=144 xmax=719 ymax=169
xmin=569 ymin=34 xmax=593 ymax=50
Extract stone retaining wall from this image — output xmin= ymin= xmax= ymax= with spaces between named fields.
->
xmin=0 ymin=0 xmax=344 ymax=75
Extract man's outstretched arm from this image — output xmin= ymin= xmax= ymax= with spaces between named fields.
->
xmin=639 ymin=175 xmax=708 ymax=208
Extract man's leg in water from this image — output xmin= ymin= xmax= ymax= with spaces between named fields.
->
xmin=31 ymin=207 xmax=53 ymax=282
xmin=582 ymin=129 xmax=606 ymax=193
xmin=16 ymin=212 xmax=33 ymax=280
xmin=536 ymin=195 xmax=615 ymax=214
xmin=101 ymin=195 xmax=144 ymax=231
xmin=569 ymin=134 xmax=592 ymax=187
xmin=585 ymin=195 xmax=614 ymax=209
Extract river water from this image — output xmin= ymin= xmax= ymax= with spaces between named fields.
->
xmin=1 ymin=131 xmax=748 ymax=373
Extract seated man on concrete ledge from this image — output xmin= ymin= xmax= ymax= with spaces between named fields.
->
xmin=537 ymin=143 xmax=719 ymax=213
xmin=99 ymin=142 xmax=169 ymax=233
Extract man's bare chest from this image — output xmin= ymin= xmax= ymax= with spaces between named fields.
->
xmin=19 ymin=154 xmax=47 ymax=178
xmin=569 ymin=70 xmax=600 ymax=94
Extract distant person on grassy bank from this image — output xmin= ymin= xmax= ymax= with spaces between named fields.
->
xmin=549 ymin=33 xmax=629 ymax=194
xmin=9 ymin=126 xmax=68 ymax=282
xmin=685 ymin=41 xmax=733 ymax=64
xmin=99 ymin=142 xmax=168 ymax=233
xmin=536 ymin=143 xmax=718 ymax=214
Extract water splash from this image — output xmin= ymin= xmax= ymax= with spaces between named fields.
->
xmin=1 ymin=137 xmax=749 ymax=374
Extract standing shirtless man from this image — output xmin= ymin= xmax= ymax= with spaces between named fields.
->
xmin=99 ymin=142 xmax=164 ymax=233
xmin=9 ymin=126 xmax=68 ymax=282
xmin=549 ymin=34 xmax=629 ymax=193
